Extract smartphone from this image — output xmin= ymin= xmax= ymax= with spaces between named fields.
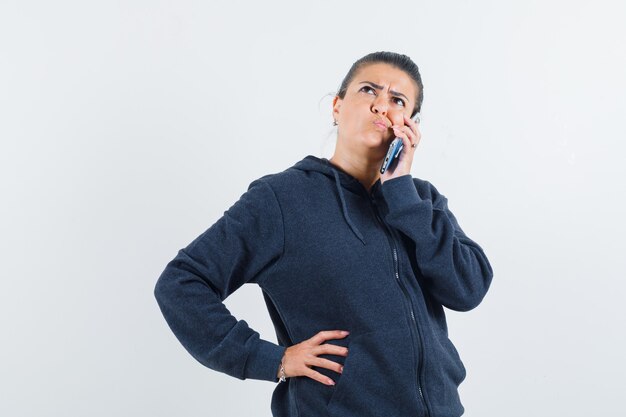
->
xmin=379 ymin=113 xmax=421 ymax=174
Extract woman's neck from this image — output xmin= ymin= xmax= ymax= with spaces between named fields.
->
xmin=328 ymin=153 xmax=381 ymax=192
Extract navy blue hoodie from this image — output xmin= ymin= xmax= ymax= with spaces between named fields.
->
xmin=154 ymin=154 xmax=494 ymax=417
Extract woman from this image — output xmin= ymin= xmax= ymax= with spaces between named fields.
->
xmin=154 ymin=51 xmax=494 ymax=417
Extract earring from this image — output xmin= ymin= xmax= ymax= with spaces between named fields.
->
xmin=333 ymin=120 xmax=338 ymax=126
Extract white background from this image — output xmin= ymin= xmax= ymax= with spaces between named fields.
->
xmin=1 ymin=1 xmax=624 ymax=416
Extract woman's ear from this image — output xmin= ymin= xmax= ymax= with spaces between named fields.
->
xmin=332 ymin=96 xmax=342 ymax=123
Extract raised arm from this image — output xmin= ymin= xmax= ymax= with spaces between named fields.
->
xmin=154 ymin=178 xmax=286 ymax=382
xmin=380 ymin=175 xmax=494 ymax=312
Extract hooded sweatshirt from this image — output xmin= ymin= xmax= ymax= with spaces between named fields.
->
xmin=154 ymin=154 xmax=494 ymax=417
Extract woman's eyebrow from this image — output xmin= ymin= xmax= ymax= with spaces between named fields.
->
xmin=358 ymin=81 xmax=409 ymax=102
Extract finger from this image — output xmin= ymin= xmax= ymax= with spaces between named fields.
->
xmin=403 ymin=114 xmax=420 ymax=133
xmin=304 ymin=367 xmax=336 ymax=386
xmin=412 ymin=129 xmax=421 ymax=148
xmin=309 ymin=330 xmax=350 ymax=345
xmin=392 ymin=125 xmax=413 ymax=148
xmin=394 ymin=124 xmax=420 ymax=149
xmin=309 ymin=357 xmax=345 ymax=375
xmin=312 ymin=343 xmax=349 ymax=357
xmin=403 ymin=114 xmax=421 ymax=140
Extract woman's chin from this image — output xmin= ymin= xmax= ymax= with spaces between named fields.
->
xmin=361 ymin=133 xmax=392 ymax=149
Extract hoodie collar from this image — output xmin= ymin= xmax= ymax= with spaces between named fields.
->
xmin=292 ymin=155 xmax=383 ymax=245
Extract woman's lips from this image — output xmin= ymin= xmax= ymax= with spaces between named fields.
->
xmin=373 ymin=121 xmax=388 ymax=130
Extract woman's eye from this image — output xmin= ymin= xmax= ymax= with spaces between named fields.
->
xmin=360 ymin=86 xmax=405 ymax=107
xmin=393 ymin=97 xmax=406 ymax=107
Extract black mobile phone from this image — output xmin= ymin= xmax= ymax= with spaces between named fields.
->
xmin=379 ymin=113 xmax=421 ymax=174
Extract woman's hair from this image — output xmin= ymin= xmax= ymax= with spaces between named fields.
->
xmin=336 ymin=51 xmax=424 ymax=117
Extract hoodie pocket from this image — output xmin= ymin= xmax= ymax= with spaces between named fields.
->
xmin=425 ymin=332 xmax=467 ymax=415
xmin=439 ymin=334 xmax=467 ymax=387
xmin=324 ymin=327 xmax=422 ymax=417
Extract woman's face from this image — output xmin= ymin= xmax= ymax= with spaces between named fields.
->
xmin=333 ymin=63 xmax=419 ymax=155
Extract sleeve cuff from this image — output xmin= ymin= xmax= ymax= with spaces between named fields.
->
xmin=380 ymin=175 xmax=424 ymax=212
xmin=244 ymin=338 xmax=287 ymax=383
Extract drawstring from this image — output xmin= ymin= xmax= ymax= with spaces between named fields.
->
xmin=331 ymin=168 xmax=366 ymax=245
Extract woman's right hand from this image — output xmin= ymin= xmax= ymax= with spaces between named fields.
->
xmin=277 ymin=330 xmax=350 ymax=386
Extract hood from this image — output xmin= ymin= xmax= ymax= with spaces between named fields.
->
xmin=291 ymin=155 xmax=384 ymax=246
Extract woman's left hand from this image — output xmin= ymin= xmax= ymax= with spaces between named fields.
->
xmin=380 ymin=113 xmax=421 ymax=183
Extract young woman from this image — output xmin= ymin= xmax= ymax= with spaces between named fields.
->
xmin=154 ymin=51 xmax=494 ymax=417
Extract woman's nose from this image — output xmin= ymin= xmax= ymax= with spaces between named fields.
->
xmin=371 ymin=95 xmax=388 ymax=116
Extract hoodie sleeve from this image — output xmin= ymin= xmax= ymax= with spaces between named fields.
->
xmin=153 ymin=178 xmax=286 ymax=382
xmin=380 ymin=175 xmax=494 ymax=312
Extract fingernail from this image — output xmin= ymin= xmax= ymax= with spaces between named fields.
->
xmin=340 ymin=366 xmax=344 ymax=373
xmin=342 ymin=331 xmax=350 ymax=335
xmin=329 ymin=379 xmax=335 ymax=385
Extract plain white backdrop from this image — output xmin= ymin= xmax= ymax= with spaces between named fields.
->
xmin=1 ymin=1 xmax=624 ymax=416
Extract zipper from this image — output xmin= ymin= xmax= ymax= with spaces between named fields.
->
xmin=370 ymin=196 xmax=431 ymax=417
